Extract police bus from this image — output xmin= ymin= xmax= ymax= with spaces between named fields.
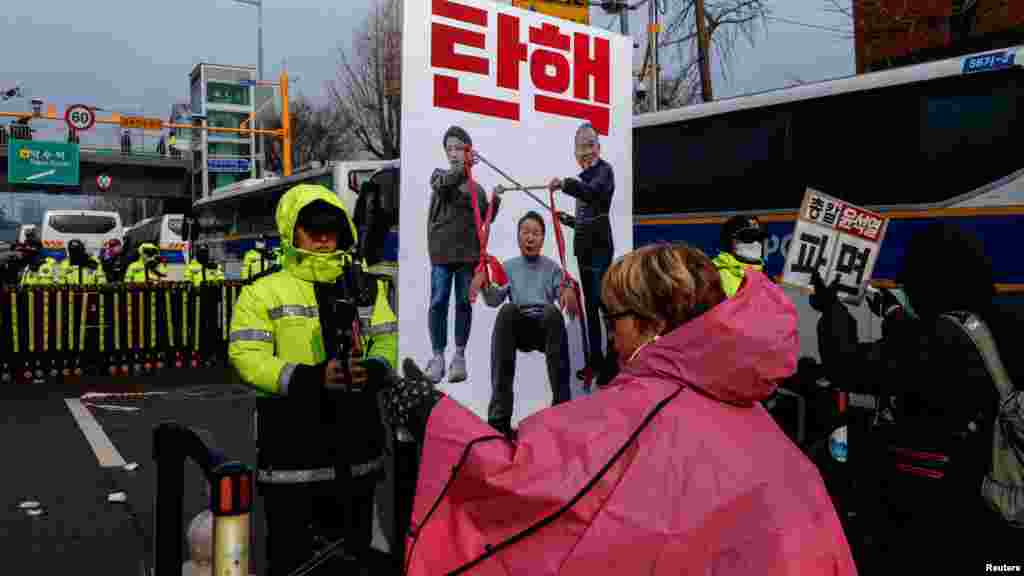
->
xmin=192 ymin=160 xmax=398 ymax=279
xmin=632 ymin=44 xmax=1024 ymax=297
xmin=123 ymin=214 xmax=189 ymax=280
xmin=40 ymin=209 xmax=123 ymax=261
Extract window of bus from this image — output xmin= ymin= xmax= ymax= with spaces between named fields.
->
xmin=918 ymin=68 xmax=1021 ymax=201
xmin=793 ymin=84 xmax=920 ymax=207
xmin=48 ymin=214 xmax=118 ymax=234
xmin=633 ymin=108 xmax=795 ymax=214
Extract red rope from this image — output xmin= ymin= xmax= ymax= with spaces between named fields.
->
xmin=466 ymin=147 xmax=496 ymax=283
xmin=550 ymin=187 xmax=593 ymax=389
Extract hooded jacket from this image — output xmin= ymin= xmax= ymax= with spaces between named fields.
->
xmin=404 ymin=271 xmax=856 ymax=575
xmin=712 ymin=251 xmax=763 ymax=298
xmin=228 ymin=184 xmax=397 ymax=397
xmin=124 ymin=243 xmax=168 ymax=283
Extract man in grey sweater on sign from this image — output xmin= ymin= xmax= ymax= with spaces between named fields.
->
xmin=481 ymin=211 xmax=578 ymax=437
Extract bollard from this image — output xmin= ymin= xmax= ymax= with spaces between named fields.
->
xmin=152 ymin=423 xmax=253 ymax=576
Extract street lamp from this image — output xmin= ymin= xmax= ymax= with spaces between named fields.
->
xmin=233 ymin=0 xmax=264 ymax=81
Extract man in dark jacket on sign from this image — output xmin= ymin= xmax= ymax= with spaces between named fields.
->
xmin=549 ymin=122 xmax=615 ymax=386
xmin=426 ymin=125 xmax=501 ymax=384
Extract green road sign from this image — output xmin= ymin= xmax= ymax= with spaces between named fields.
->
xmin=7 ymin=139 xmax=80 ymax=186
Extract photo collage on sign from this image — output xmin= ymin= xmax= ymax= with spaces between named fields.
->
xmin=399 ymin=0 xmax=633 ymax=426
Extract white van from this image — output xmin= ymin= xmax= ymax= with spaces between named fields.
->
xmin=40 ymin=210 xmax=123 ymax=260
xmin=123 ymin=214 xmax=189 ymax=280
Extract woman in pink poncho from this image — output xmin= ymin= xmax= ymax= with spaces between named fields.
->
xmin=383 ymin=243 xmax=857 ymax=575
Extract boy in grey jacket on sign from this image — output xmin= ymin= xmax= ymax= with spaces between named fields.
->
xmin=427 ymin=126 xmax=501 ymax=383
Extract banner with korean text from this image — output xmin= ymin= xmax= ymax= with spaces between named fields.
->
xmin=399 ymin=0 xmax=633 ymax=426
xmin=782 ymin=188 xmax=890 ymax=304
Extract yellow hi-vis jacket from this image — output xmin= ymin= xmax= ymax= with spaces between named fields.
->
xmin=21 ymin=257 xmax=58 ymax=286
xmin=712 ymin=251 xmax=763 ymax=298
xmin=241 ymin=248 xmax=282 ymax=280
xmin=124 ymin=243 xmax=169 ymax=283
xmin=184 ymin=260 xmax=225 ymax=286
xmin=59 ymin=256 xmax=107 ymax=285
xmin=228 ymin=183 xmax=397 ymax=396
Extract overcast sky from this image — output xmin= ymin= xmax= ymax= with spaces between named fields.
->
xmin=0 ymin=0 xmax=853 ymax=145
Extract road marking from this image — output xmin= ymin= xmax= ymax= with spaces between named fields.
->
xmin=65 ymin=399 xmax=127 ymax=468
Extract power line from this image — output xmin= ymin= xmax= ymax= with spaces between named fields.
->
xmin=766 ymin=15 xmax=852 ymax=36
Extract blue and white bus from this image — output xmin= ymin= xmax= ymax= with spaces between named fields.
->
xmin=632 ymin=44 xmax=1024 ymax=296
xmin=192 ymin=160 xmax=398 ymax=279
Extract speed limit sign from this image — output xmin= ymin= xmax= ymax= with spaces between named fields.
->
xmin=65 ymin=104 xmax=96 ymax=132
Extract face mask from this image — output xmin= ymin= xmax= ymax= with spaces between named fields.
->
xmin=288 ymin=246 xmax=346 ymax=283
xmin=733 ymin=241 xmax=763 ymax=263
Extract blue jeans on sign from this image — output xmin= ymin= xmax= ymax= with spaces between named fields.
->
xmin=429 ymin=263 xmax=474 ymax=354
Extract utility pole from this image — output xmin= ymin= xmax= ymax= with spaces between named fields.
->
xmin=647 ymin=0 xmax=659 ymax=111
xmin=694 ymin=0 xmax=713 ymax=102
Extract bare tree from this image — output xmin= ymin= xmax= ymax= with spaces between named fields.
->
xmin=262 ymin=94 xmax=355 ymax=170
xmin=328 ymin=0 xmax=401 ymax=160
xmin=826 ymin=0 xmax=1011 ymax=38
xmin=641 ymin=0 xmax=769 ymax=110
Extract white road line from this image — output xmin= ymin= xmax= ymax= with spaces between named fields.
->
xmin=65 ymin=399 xmax=127 ymax=468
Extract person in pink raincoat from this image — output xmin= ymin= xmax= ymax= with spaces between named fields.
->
xmin=383 ymin=242 xmax=857 ymax=575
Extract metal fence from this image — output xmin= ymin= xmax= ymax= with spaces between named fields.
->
xmin=0 ymin=282 xmax=245 ymax=383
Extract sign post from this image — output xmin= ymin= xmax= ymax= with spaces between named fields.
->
xmin=781 ymin=189 xmax=890 ymax=304
xmin=7 ymin=140 xmax=81 ymax=186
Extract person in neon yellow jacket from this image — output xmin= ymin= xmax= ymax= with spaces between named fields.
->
xmin=713 ymin=215 xmax=768 ymax=297
xmin=21 ymin=255 xmax=58 ymax=286
xmin=240 ymin=235 xmax=281 ymax=280
xmin=124 ymin=243 xmax=169 ymax=283
xmin=228 ymin=183 xmax=397 ymax=574
xmin=59 ymin=239 xmax=107 ymax=285
xmin=183 ymin=243 xmax=224 ymax=286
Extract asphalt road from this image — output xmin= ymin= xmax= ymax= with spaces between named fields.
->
xmin=0 ymin=372 xmax=399 ymax=576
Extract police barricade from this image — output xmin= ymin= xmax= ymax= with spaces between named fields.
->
xmin=0 ymin=282 xmax=247 ymax=384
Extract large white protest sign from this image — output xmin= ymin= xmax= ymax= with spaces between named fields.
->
xmin=782 ymin=188 xmax=889 ymax=304
xmin=399 ymin=0 xmax=633 ymax=426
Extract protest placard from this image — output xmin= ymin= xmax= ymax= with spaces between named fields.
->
xmin=782 ymin=188 xmax=889 ymax=304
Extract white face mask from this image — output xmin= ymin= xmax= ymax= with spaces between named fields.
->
xmin=734 ymin=241 xmax=763 ymax=263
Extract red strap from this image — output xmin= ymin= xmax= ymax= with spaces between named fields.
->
xmin=548 ymin=187 xmax=576 ymax=293
xmin=466 ymin=148 xmax=496 ymax=281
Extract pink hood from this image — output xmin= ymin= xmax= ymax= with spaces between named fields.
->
xmin=622 ymin=270 xmax=800 ymax=405
xmin=404 ymin=271 xmax=856 ymax=576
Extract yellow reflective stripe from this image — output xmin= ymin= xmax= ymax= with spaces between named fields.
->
xmin=114 ymin=291 xmax=120 ymax=351
xmin=194 ymin=289 xmax=200 ymax=352
xmin=268 ymin=305 xmax=318 ymax=320
xmin=99 ymin=292 xmax=105 ymax=353
xmin=56 ymin=290 xmax=62 ymax=352
xmin=127 ymin=290 xmax=134 ymax=350
xmin=230 ymin=330 xmax=273 ymax=343
xmin=27 ymin=290 xmax=33 ymax=353
xmin=165 ymin=290 xmax=174 ymax=347
xmin=42 ymin=290 xmax=49 ymax=352
xmin=10 ymin=291 xmax=18 ymax=354
xmin=363 ymin=321 xmax=397 ymax=336
xmin=149 ymin=290 xmax=156 ymax=349
xmin=79 ymin=291 xmax=88 ymax=352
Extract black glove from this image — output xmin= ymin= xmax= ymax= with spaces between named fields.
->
xmin=866 ymin=286 xmax=901 ymax=318
xmin=382 ymin=358 xmax=444 ymax=441
xmin=808 ymin=270 xmax=841 ymax=313
xmin=557 ymin=212 xmax=576 ymax=228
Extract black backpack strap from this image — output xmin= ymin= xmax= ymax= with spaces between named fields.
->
xmin=939 ymin=311 xmax=1015 ymax=401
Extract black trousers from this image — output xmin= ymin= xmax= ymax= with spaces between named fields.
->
xmin=256 ymin=393 xmax=384 ymax=575
xmin=487 ymin=303 xmax=571 ymax=433
xmin=261 ymin=475 xmax=377 ymax=575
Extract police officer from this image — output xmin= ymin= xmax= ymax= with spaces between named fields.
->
xmin=124 ymin=242 xmax=168 ymax=283
xmin=60 ymin=239 xmax=107 ymax=285
xmin=228 ymin=184 xmax=397 ymax=575
xmin=184 ymin=243 xmax=224 ymax=286
xmin=241 ymin=234 xmax=280 ymax=281
xmin=713 ymin=215 xmax=768 ymax=297
xmin=22 ymin=254 xmax=58 ymax=286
